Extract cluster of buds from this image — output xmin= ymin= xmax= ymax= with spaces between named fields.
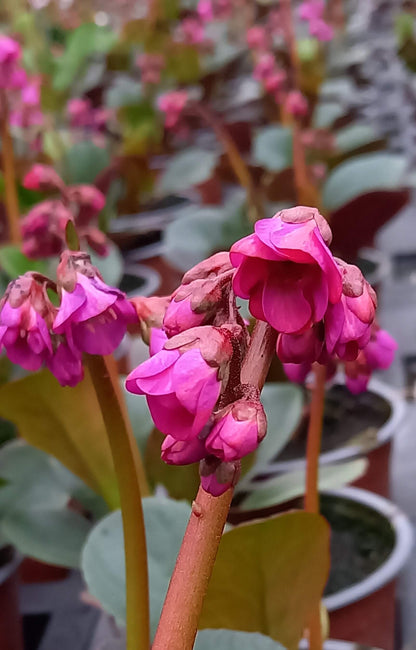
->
xmin=230 ymin=206 xmax=396 ymax=392
xmin=298 ymin=0 xmax=334 ymax=42
xmin=174 ymin=17 xmax=207 ymax=47
xmin=136 ymin=53 xmax=165 ymax=86
xmin=22 ymin=164 xmax=108 ymax=259
xmin=0 ymin=36 xmax=43 ymax=136
xmin=157 ymin=90 xmax=189 ymax=130
xmin=0 ymin=252 xmax=136 ymax=386
xmin=126 ymin=253 xmax=267 ymax=496
xmin=197 ymin=0 xmax=234 ymax=22
xmin=66 ymin=98 xmax=113 ymax=135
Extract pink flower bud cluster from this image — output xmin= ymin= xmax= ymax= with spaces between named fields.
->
xmin=0 ymin=36 xmax=44 ymax=130
xmin=230 ymin=206 xmax=396 ymax=390
xmin=298 ymin=0 xmax=334 ymax=42
xmin=126 ymin=252 xmax=266 ymax=496
xmin=157 ymin=90 xmax=189 ymax=130
xmin=67 ymin=98 xmax=113 ymax=133
xmin=0 ymin=253 xmax=136 ymax=386
xmin=175 ymin=17 xmax=206 ymax=46
xmin=22 ymin=164 xmax=108 ymax=259
xmin=136 ymin=53 xmax=165 ymax=85
xmin=197 ymin=0 xmax=233 ymax=22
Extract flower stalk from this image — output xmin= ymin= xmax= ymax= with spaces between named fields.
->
xmin=87 ymin=354 xmax=150 ymax=650
xmin=152 ymin=321 xmax=277 ymax=650
xmin=0 ymin=91 xmax=21 ymax=244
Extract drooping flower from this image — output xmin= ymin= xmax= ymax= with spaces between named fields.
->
xmin=200 ymin=457 xmax=240 ymax=496
xmin=0 ymin=36 xmax=26 ymax=90
xmin=10 ymin=77 xmax=43 ymax=129
xmin=231 ymin=206 xmax=342 ymax=335
xmin=125 ymin=325 xmax=232 ymax=441
xmin=205 ymin=398 xmax=267 ymax=461
xmin=284 ymin=90 xmax=309 ymax=118
xmin=46 ymin=339 xmax=84 ymax=388
xmin=53 ymin=251 xmax=136 ymax=355
xmin=23 ymin=164 xmax=65 ymax=193
xmin=161 ymin=435 xmax=206 ymax=465
xmin=136 ymin=53 xmax=165 ymax=85
xmin=21 ymin=200 xmax=72 ymax=259
xmin=344 ymin=326 xmax=397 ymax=394
xmin=157 ymin=90 xmax=189 ymax=129
xmin=246 ymin=26 xmax=270 ymax=52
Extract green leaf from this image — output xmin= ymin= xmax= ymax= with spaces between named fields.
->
xmin=238 ymin=383 xmax=303 ymax=486
xmin=158 ymin=149 xmax=219 ymax=195
xmin=202 ymin=22 xmax=245 ymax=72
xmin=89 ymin=241 xmax=124 ymax=288
xmin=165 ymin=44 xmax=200 ymax=83
xmin=195 ymin=630 xmax=286 ymax=650
xmin=395 ymin=12 xmax=415 ymax=47
xmin=322 ymin=153 xmax=407 ymax=211
xmin=0 ymin=369 xmax=119 ymax=509
xmin=335 ymin=123 xmax=380 ymax=153
xmin=62 ymin=142 xmax=111 ymax=185
xmin=82 ymin=498 xmax=191 ymax=635
xmin=313 ymin=101 xmax=345 ymax=129
xmin=121 ymin=382 xmax=154 ymax=455
xmin=0 ymin=246 xmax=48 ymax=280
xmin=253 ymin=126 xmax=293 ymax=173
xmin=200 ymin=511 xmax=330 ymax=650
xmin=241 ymin=459 xmax=368 ymax=510
xmin=53 ymin=24 xmax=118 ymax=91
xmin=105 ymin=77 xmax=143 ymax=108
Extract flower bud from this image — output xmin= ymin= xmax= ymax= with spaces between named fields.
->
xmin=200 ymin=457 xmax=240 ymax=496
xmin=161 ymin=435 xmax=206 ymax=465
xmin=206 ymin=399 xmax=267 ymax=461
xmin=23 ymin=164 xmax=65 ymax=194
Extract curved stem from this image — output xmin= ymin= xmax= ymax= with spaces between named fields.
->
xmin=152 ymin=322 xmax=277 ymax=650
xmin=0 ymin=93 xmax=21 ymax=244
xmin=190 ymin=102 xmax=263 ymax=222
xmin=87 ymin=354 xmax=150 ymax=650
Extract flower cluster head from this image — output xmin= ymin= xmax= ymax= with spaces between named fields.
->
xmin=67 ymin=98 xmax=112 ymax=134
xmin=0 ymin=36 xmax=25 ymax=90
xmin=175 ymin=17 xmax=206 ymax=46
xmin=126 ymin=252 xmax=266 ymax=496
xmin=197 ymin=0 xmax=233 ymax=22
xmin=246 ymin=26 xmax=270 ymax=52
xmin=136 ymin=53 xmax=165 ymax=85
xmin=0 ymin=253 xmax=136 ymax=387
xmin=298 ymin=0 xmax=334 ymax=41
xmin=22 ymin=165 xmax=108 ymax=259
xmin=284 ymin=90 xmax=309 ymax=118
xmin=253 ymin=53 xmax=287 ymax=100
xmin=157 ymin=90 xmax=189 ymax=130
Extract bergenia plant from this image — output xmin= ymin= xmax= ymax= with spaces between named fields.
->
xmin=0 ymin=202 xmax=396 ymax=650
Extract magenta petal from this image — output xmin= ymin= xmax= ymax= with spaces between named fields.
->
xmin=0 ymin=302 xmax=23 ymax=327
xmin=232 ymin=257 xmax=269 ymax=300
xmin=262 ymin=273 xmax=312 ymax=333
xmin=149 ymin=328 xmax=168 ymax=356
xmin=53 ymin=285 xmax=86 ymax=332
xmin=173 ymin=350 xmax=218 ymax=412
xmin=147 ymin=393 xmax=194 ymax=439
xmin=71 ymin=313 xmax=126 ymax=355
xmin=71 ymin=275 xmax=118 ymax=322
xmin=125 ymin=350 xmax=179 ymax=394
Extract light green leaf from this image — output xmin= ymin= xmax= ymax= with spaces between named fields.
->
xmin=200 ymin=511 xmax=330 ymax=650
xmin=335 ymin=123 xmax=380 ymax=153
xmin=241 ymin=459 xmax=368 ymax=510
xmin=0 ymin=246 xmax=48 ymax=280
xmin=53 ymin=24 xmax=118 ymax=91
xmin=313 ymin=101 xmax=345 ymax=129
xmin=63 ymin=142 xmax=111 ymax=185
xmin=158 ymin=149 xmax=219 ymax=195
xmin=202 ymin=22 xmax=245 ymax=72
xmin=0 ymin=370 xmax=119 ymax=509
xmin=195 ymin=629 xmax=286 ymax=650
xmin=89 ymin=241 xmax=124 ymax=288
xmin=82 ymin=498 xmax=191 ymax=636
xmin=322 ymin=153 xmax=407 ymax=211
xmin=253 ymin=126 xmax=293 ymax=173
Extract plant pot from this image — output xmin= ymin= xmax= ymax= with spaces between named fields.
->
xmin=355 ymin=247 xmax=391 ymax=294
xmin=125 ymin=243 xmax=183 ymax=297
xmin=259 ymin=376 xmax=405 ymax=497
xmin=19 ymin=558 xmax=69 ymax=584
xmin=0 ymin=546 xmax=24 ymax=650
xmin=119 ymin=263 xmax=161 ymax=299
xmin=323 ymin=487 xmax=413 ymax=650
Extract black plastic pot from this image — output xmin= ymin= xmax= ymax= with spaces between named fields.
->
xmin=0 ymin=546 xmax=23 ymax=650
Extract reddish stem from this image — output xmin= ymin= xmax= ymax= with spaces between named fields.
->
xmin=152 ymin=322 xmax=277 ymax=650
xmin=0 ymin=92 xmax=21 ymax=244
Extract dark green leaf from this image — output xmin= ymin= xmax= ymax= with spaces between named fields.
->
xmin=63 ymin=142 xmax=111 ymax=185
xmin=0 ymin=246 xmax=49 ymax=280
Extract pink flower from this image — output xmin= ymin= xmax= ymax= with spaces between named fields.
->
xmin=264 ymin=70 xmax=286 ymax=93
xmin=285 ymin=90 xmax=309 ymax=117
xmin=246 ymin=26 xmax=269 ymax=51
xmin=231 ymin=207 xmax=342 ymax=334
xmin=205 ymin=399 xmax=267 ymax=461
xmin=253 ymin=53 xmax=276 ymax=82
xmin=197 ymin=0 xmax=214 ymax=22
xmin=325 ymin=261 xmax=377 ymax=361
xmin=344 ymin=326 xmax=397 ymax=394
xmin=197 ymin=0 xmax=232 ymax=22
xmin=0 ymin=36 xmax=24 ymax=89
xmin=125 ymin=339 xmax=222 ymax=441
xmin=299 ymin=0 xmax=324 ymax=21
xmin=161 ymin=435 xmax=206 ymax=465
xmin=67 ymin=98 xmax=93 ymax=128
xmin=53 ymin=251 xmax=136 ymax=355
xmin=23 ymin=164 xmax=64 ymax=193
xmin=136 ymin=53 xmax=165 ymax=85
xmin=309 ymin=19 xmax=334 ymax=41
xmin=157 ymin=91 xmax=188 ymax=129
xmin=163 ymin=298 xmax=207 ymax=337
xmin=0 ymin=276 xmax=52 ymax=371
xmin=126 ymin=325 xmax=232 ymax=440
xmin=21 ymin=200 xmax=72 ymax=259
xmin=46 ymin=339 xmax=84 ymax=388
xmin=278 ymin=325 xmax=324 ymax=365
xmin=66 ymin=185 xmax=106 ymax=224
xmin=176 ymin=18 xmax=205 ymax=45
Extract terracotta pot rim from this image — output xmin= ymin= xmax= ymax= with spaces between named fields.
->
xmin=260 ymin=375 xmax=406 ymax=474
xmin=323 ymin=486 xmax=413 ymax=612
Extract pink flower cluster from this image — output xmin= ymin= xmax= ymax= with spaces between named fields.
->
xmin=175 ymin=17 xmax=206 ymax=46
xmin=136 ymin=53 xmax=165 ymax=85
xmin=157 ymin=90 xmax=189 ymax=129
xmin=197 ymin=0 xmax=233 ymax=22
xmin=230 ymin=207 xmax=396 ymax=391
xmin=67 ymin=98 xmax=112 ymax=133
xmin=298 ymin=0 xmax=334 ymax=41
xmin=126 ymin=253 xmax=266 ymax=496
xmin=0 ymin=252 xmax=136 ymax=386
xmin=0 ymin=36 xmax=43 ymax=130
xmin=22 ymin=164 xmax=108 ymax=259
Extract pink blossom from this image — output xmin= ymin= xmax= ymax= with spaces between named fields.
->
xmin=46 ymin=339 xmax=84 ymax=388
xmin=278 ymin=326 xmax=324 ymax=365
xmin=161 ymin=435 xmax=206 ymax=465
xmin=66 ymin=185 xmax=106 ymax=224
xmin=157 ymin=90 xmax=188 ymax=129
xmin=309 ymin=19 xmax=334 ymax=41
xmin=298 ymin=0 xmax=324 ymax=22
xmin=53 ymin=252 xmax=136 ymax=356
xmin=21 ymin=201 xmax=72 ymax=259
xmin=163 ymin=298 xmax=206 ymax=337
xmin=176 ymin=18 xmax=205 ymax=45
xmin=67 ymin=98 xmax=93 ymax=128
xmin=230 ymin=207 xmax=342 ymax=334
xmin=246 ymin=26 xmax=270 ymax=52
xmin=0 ymin=36 xmax=25 ymax=89
xmin=136 ymin=53 xmax=165 ymax=85
xmin=197 ymin=0 xmax=214 ymax=22
xmin=125 ymin=338 xmax=222 ymax=441
xmin=285 ymin=90 xmax=309 ymax=118
xmin=206 ymin=399 xmax=266 ymax=462
xmin=197 ymin=0 xmax=232 ymax=22
xmin=344 ymin=327 xmax=397 ymax=394
xmin=9 ymin=77 xmax=43 ymax=128
xmin=23 ymin=164 xmax=64 ymax=193
xmin=253 ymin=53 xmax=276 ymax=82
xmin=264 ymin=70 xmax=286 ymax=93
xmin=200 ymin=457 xmax=240 ymax=496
